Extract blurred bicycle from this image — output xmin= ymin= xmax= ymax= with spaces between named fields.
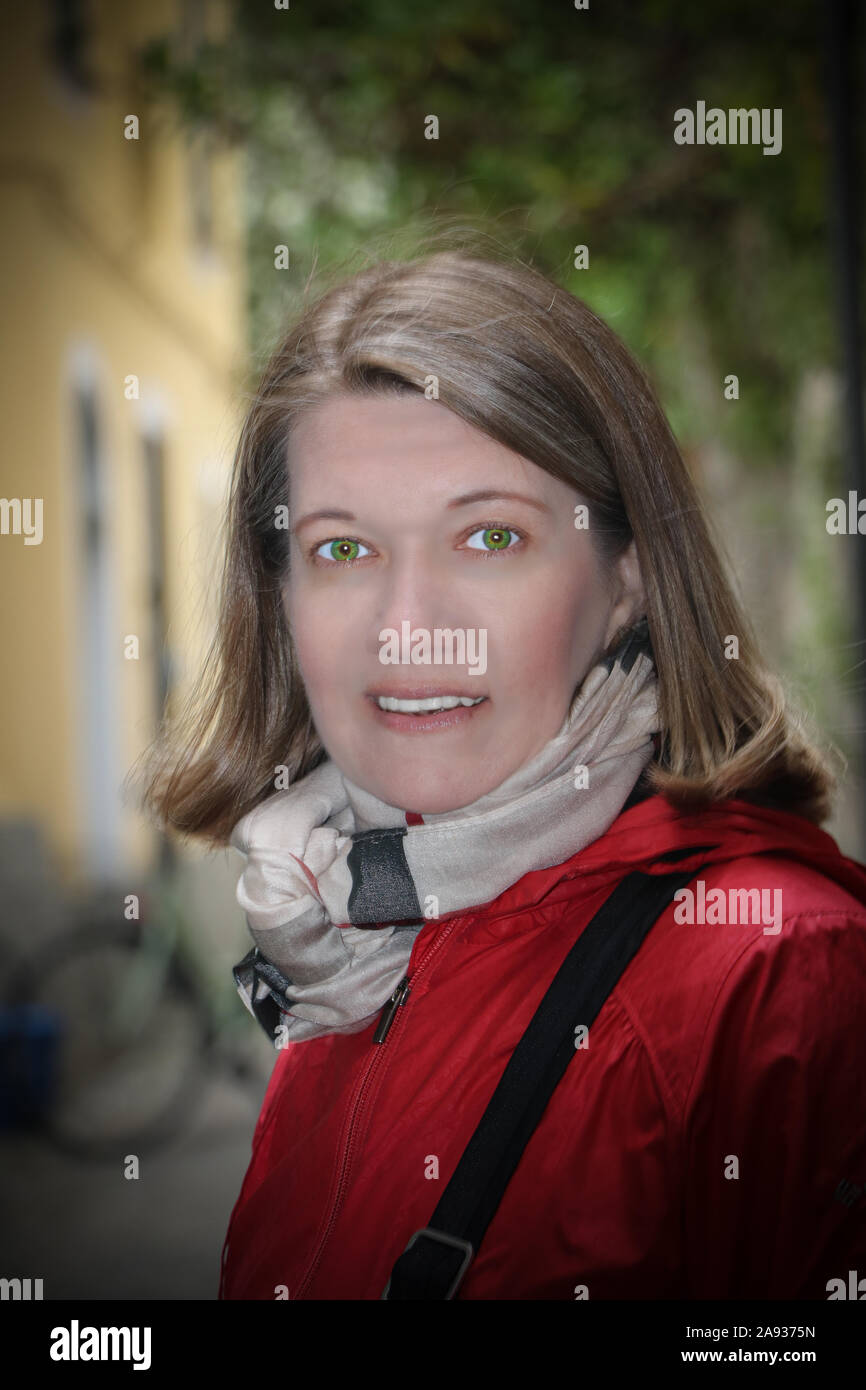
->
xmin=0 ymin=870 xmax=270 ymax=1161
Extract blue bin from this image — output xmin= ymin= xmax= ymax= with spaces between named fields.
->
xmin=0 ymin=1005 xmax=61 ymax=1129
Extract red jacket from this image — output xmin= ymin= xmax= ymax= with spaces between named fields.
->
xmin=219 ymin=792 xmax=866 ymax=1300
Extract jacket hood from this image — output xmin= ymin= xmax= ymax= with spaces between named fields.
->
xmin=484 ymin=793 xmax=866 ymax=923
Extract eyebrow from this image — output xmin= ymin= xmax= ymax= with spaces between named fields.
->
xmin=292 ymin=490 xmax=552 ymax=535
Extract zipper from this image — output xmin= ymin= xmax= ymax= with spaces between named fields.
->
xmin=372 ymin=975 xmax=410 ymax=1043
xmin=292 ymin=914 xmax=464 ymax=1299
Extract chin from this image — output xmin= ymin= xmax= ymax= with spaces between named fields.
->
xmin=365 ymin=769 xmax=503 ymax=816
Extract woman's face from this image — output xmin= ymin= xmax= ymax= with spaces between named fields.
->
xmin=283 ymin=392 xmax=645 ymax=813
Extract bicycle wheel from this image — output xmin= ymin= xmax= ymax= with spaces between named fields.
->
xmin=6 ymin=920 xmax=213 ymax=1160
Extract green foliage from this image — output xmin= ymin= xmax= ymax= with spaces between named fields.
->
xmin=134 ymin=0 xmax=856 ymax=471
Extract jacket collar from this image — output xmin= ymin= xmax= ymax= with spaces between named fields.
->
xmin=473 ymin=792 xmax=866 ymax=924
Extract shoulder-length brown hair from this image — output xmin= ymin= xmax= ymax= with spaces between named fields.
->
xmin=134 ymin=245 xmax=842 ymax=846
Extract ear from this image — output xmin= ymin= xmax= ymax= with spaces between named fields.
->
xmin=602 ymin=540 xmax=646 ymax=651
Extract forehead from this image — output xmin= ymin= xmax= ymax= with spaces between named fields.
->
xmin=286 ymin=392 xmax=571 ymax=509
xmin=290 ymin=392 xmax=493 ymax=462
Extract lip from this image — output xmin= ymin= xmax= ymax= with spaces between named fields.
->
xmin=366 ymin=690 xmax=489 ymax=733
xmin=366 ymin=685 xmax=489 ymax=699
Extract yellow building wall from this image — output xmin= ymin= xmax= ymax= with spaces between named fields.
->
xmin=0 ymin=0 xmax=247 ymax=886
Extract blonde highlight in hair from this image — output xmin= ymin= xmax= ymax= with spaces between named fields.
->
xmin=133 ymin=236 xmax=842 ymax=846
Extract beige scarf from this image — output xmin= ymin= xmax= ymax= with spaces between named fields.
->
xmin=230 ymin=620 xmax=660 ymax=1044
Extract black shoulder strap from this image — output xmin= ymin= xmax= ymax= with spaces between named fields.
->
xmin=381 ymin=858 xmax=711 ymax=1299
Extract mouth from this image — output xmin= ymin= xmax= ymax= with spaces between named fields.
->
xmin=366 ymin=689 xmax=489 ymax=732
xmin=375 ymin=693 xmax=485 ymax=713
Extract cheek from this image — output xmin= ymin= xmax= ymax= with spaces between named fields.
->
xmin=495 ymin=566 xmax=594 ymax=683
xmin=506 ymin=615 xmax=577 ymax=693
xmin=283 ymin=589 xmax=345 ymax=697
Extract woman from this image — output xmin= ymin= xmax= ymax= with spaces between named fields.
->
xmin=143 ymin=249 xmax=866 ymax=1300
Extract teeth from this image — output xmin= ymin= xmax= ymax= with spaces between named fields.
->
xmin=376 ymin=695 xmax=486 ymax=713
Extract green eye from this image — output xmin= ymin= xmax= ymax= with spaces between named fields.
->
xmin=466 ymin=527 xmax=516 ymax=552
xmin=315 ymin=538 xmax=370 ymax=562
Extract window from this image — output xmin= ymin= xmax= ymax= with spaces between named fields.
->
xmin=47 ymin=0 xmax=97 ymax=97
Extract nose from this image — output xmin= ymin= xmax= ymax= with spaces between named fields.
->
xmin=370 ymin=548 xmax=457 ymax=660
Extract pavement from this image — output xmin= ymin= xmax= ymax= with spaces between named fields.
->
xmin=0 ymin=1058 xmax=272 ymax=1300
xmin=0 ymin=822 xmax=281 ymax=1301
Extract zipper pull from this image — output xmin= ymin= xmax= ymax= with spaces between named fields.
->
xmin=373 ymin=975 xmax=410 ymax=1044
